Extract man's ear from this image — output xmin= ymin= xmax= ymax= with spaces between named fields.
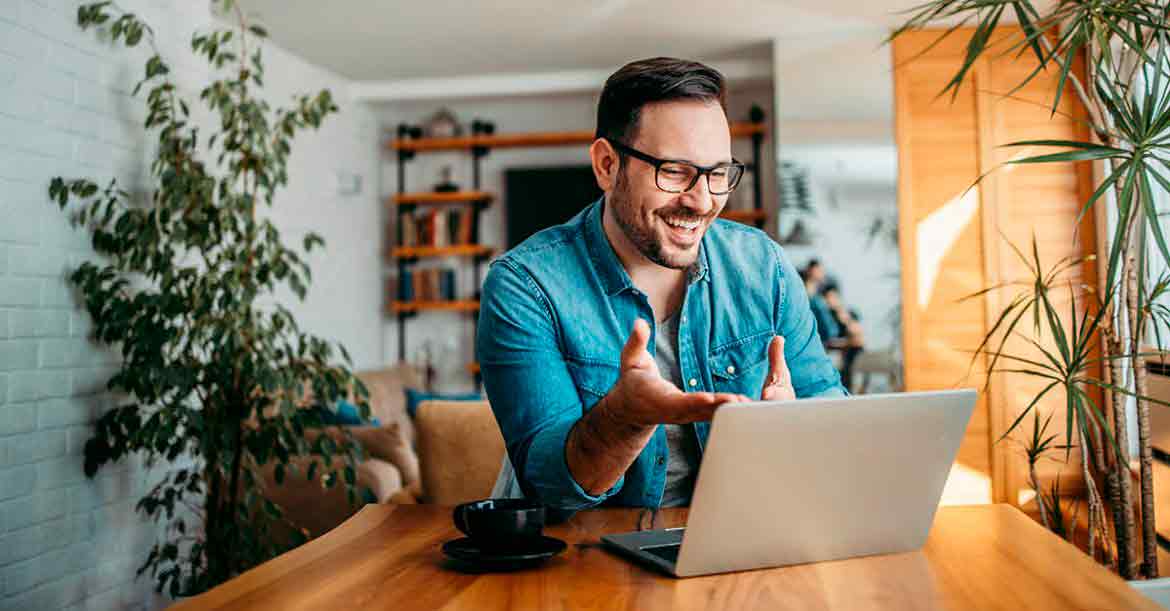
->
xmin=589 ymin=138 xmax=620 ymax=192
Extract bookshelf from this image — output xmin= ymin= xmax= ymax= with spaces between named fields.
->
xmin=390 ymin=300 xmax=481 ymax=314
xmin=391 ymin=191 xmax=493 ymax=206
xmin=389 ymin=107 xmax=769 ymax=383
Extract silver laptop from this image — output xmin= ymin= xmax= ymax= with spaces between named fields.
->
xmin=601 ymin=389 xmax=976 ymax=577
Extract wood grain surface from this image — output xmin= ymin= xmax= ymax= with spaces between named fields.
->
xmin=171 ymin=504 xmax=1158 ymax=610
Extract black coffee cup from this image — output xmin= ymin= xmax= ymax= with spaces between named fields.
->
xmin=452 ymin=498 xmax=545 ymax=551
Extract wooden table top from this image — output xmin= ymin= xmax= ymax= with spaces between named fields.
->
xmin=173 ymin=503 xmax=1158 ymax=610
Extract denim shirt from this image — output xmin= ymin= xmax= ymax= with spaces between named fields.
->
xmin=477 ymin=197 xmax=845 ymax=511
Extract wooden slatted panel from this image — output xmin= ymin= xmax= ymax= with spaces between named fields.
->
xmin=894 ymin=28 xmax=1097 ymax=506
xmin=980 ymin=40 xmax=1098 ymax=500
xmin=894 ymin=31 xmax=994 ymax=505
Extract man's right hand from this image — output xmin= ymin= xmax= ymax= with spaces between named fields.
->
xmin=604 ymin=319 xmax=750 ymax=427
xmin=566 ymin=318 xmax=750 ymax=496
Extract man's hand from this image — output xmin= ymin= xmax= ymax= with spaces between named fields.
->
xmin=760 ymin=335 xmax=796 ymax=401
xmin=606 ymin=319 xmax=750 ymax=427
xmin=566 ymin=319 xmax=749 ymax=495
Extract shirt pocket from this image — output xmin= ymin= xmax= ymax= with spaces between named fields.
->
xmin=708 ymin=331 xmax=772 ymax=397
xmin=565 ymin=357 xmax=620 ymax=410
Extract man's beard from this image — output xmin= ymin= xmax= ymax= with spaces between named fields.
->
xmin=610 ymin=169 xmax=709 ymax=270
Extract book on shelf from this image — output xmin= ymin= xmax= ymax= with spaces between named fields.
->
xmin=403 ymin=268 xmax=454 ymax=302
xmin=397 ymin=269 xmax=414 ymax=301
xmin=398 ymin=207 xmax=478 ymax=249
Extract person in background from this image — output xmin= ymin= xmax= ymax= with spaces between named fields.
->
xmin=803 ymin=259 xmax=826 ymax=292
xmin=820 ymin=282 xmax=865 ymax=390
xmin=801 ymin=266 xmax=838 ymax=342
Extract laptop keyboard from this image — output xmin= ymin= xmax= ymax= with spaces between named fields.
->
xmin=641 ymin=544 xmax=681 ymax=564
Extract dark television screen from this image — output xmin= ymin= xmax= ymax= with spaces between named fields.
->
xmin=505 ymin=165 xmax=602 ymax=248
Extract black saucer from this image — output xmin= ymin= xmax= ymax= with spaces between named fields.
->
xmin=441 ymin=535 xmax=567 ymax=571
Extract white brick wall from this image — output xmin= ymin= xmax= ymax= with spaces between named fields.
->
xmin=0 ymin=1 xmax=382 ymax=609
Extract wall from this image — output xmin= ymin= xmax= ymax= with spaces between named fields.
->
xmin=373 ymin=82 xmax=776 ymax=389
xmin=772 ymin=31 xmax=903 ymax=372
xmin=0 ymin=1 xmax=380 ymax=609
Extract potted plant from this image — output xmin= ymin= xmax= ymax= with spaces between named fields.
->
xmin=891 ymin=1 xmax=1170 ymax=580
xmin=49 ymin=0 xmax=370 ymax=597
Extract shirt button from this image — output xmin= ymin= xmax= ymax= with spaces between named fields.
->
xmin=688 ymin=378 xmax=697 ymax=387
xmin=656 ymin=456 xmax=665 ymax=466
xmin=681 ymin=314 xmax=687 ymax=324
xmin=726 ymin=365 xmax=736 ymax=375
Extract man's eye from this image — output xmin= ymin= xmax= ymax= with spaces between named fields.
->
xmin=661 ymin=167 xmax=687 ymax=176
xmin=711 ymin=169 xmax=728 ymax=178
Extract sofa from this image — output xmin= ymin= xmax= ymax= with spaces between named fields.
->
xmin=258 ymin=363 xmax=506 ymax=539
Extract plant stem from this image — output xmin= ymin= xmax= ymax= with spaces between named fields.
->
xmin=1030 ymin=463 xmax=1053 ymax=531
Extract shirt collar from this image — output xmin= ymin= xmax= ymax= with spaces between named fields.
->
xmin=584 ymin=196 xmax=710 ymax=297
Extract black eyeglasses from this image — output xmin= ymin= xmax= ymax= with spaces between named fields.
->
xmin=606 ymin=138 xmax=745 ymax=195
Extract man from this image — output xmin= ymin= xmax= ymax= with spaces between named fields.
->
xmin=477 ymin=57 xmax=845 ymax=512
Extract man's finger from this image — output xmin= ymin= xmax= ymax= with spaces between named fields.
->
xmin=767 ymin=335 xmax=791 ymax=387
xmin=760 ymin=335 xmax=794 ymax=400
xmin=620 ymin=318 xmax=652 ymax=370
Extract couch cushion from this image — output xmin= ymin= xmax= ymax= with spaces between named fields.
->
xmin=305 ymin=423 xmax=421 ymax=497
xmin=259 ymin=455 xmax=402 ymax=540
xmin=356 ymin=363 xmax=422 ymax=446
xmin=414 ymin=400 xmax=505 ymax=505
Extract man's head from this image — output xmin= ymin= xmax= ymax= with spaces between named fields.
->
xmin=590 ymin=57 xmax=733 ymax=270
xmin=804 ymin=259 xmax=825 ymax=285
xmin=820 ymin=281 xmax=841 ymax=309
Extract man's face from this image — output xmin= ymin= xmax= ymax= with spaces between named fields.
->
xmin=607 ymin=100 xmax=732 ymax=270
xmin=807 ymin=264 xmax=825 ymax=285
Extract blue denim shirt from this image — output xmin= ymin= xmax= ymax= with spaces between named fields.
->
xmin=477 ymin=197 xmax=845 ymax=511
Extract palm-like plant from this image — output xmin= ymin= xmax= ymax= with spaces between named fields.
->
xmin=891 ymin=1 xmax=1170 ymax=579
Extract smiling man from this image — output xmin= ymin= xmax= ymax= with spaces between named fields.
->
xmin=477 ymin=57 xmax=845 ymax=511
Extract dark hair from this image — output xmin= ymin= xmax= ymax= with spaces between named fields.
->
xmin=819 ymin=281 xmax=840 ymax=297
xmin=595 ymin=57 xmax=727 ymax=146
xmin=806 ymin=259 xmax=822 ymax=270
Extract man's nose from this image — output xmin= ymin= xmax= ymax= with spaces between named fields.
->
xmin=679 ymin=174 xmax=716 ymax=213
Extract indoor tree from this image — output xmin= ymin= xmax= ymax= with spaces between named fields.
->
xmin=891 ymin=0 xmax=1170 ymax=579
xmin=49 ymin=1 xmax=369 ymax=596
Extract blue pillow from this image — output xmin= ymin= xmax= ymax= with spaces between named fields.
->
xmin=317 ymin=399 xmax=380 ymax=427
xmin=405 ymin=388 xmax=481 ymax=418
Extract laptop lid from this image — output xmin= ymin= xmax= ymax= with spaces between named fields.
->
xmin=673 ymin=389 xmax=976 ymax=577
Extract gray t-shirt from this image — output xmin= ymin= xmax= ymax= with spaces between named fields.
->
xmin=654 ymin=311 xmax=701 ymax=507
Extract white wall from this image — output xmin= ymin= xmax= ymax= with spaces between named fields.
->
xmin=373 ymin=83 xmax=776 ymax=390
xmin=773 ymin=31 xmax=903 ymax=373
xmin=0 ymin=1 xmax=380 ymax=609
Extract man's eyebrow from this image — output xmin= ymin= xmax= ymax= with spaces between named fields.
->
xmin=661 ymin=153 xmax=736 ymax=166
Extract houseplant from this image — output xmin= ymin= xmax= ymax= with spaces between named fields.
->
xmin=49 ymin=0 xmax=370 ymax=596
xmin=890 ymin=1 xmax=1170 ymax=579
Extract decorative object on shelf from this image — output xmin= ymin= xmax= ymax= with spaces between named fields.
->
xmin=470 ymin=118 xmax=496 ymax=137
xmin=424 ymin=107 xmax=462 ymax=139
xmin=779 ymin=218 xmax=814 ymax=247
xmin=398 ymin=123 xmax=423 ymax=141
xmin=434 ymin=165 xmax=459 ymax=193
xmin=779 ymin=160 xmax=813 ymax=212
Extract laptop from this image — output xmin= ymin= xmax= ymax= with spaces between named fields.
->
xmin=601 ymin=389 xmax=976 ymax=577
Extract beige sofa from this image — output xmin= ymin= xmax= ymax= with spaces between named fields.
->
xmin=258 ymin=364 xmax=506 ymax=539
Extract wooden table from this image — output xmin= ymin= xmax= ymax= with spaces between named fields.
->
xmin=173 ymin=504 xmax=1158 ymax=610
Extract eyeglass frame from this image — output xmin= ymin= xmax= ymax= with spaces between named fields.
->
xmin=604 ymin=137 xmax=745 ymax=195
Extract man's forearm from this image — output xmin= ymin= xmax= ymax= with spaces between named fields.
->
xmin=565 ymin=392 xmax=655 ymax=496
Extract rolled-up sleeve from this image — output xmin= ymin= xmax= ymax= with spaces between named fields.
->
xmin=477 ymin=259 xmax=624 ymax=511
xmin=770 ymin=245 xmax=848 ymax=398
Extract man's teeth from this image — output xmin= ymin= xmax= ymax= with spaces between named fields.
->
xmin=663 ymin=217 xmax=700 ymax=230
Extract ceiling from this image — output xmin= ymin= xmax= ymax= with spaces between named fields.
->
xmin=235 ymin=0 xmax=931 ymax=82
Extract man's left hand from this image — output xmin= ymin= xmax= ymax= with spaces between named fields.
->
xmin=760 ymin=336 xmax=796 ymax=401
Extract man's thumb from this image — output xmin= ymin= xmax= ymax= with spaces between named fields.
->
xmin=620 ymin=318 xmax=651 ymax=368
